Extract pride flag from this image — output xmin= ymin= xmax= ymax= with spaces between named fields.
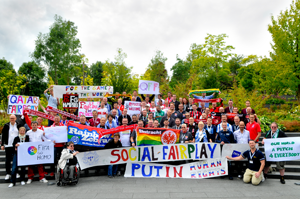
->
xmin=136 ymin=128 xmax=181 ymax=146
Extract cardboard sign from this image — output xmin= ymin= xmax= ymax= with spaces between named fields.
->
xmin=138 ymin=80 xmax=159 ymax=94
xmin=222 ymin=144 xmax=258 ymax=161
xmin=44 ymin=126 xmax=68 ymax=143
xmin=264 ymin=137 xmax=300 ymax=161
xmin=63 ymin=94 xmax=79 ymax=109
xmin=124 ymin=101 xmax=141 ymax=115
xmin=76 ymin=143 xmax=221 ymax=170
xmin=17 ymin=141 xmax=54 ymax=166
xmin=7 ymin=95 xmax=39 ymax=115
xmin=78 ymin=101 xmax=100 ymax=117
xmin=125 ymin=158 xmax=228 ymax=179
xmin=53 ymin=85 xmax=113 ymax=99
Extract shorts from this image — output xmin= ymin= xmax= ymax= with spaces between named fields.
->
xmin=265 ymin=161 xmax=286 ymax=170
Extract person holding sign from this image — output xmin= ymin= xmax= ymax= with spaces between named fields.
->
xmin=26 ymin=121 xmax=50 ymax=184
xmin=195 ymin=122 xmax=212 ymax=143
xmin=262 ymin=122 xmax=287 ymax=184
xmin=8 ymin=127 xmax=29 ymax=188
xmin=104 ymin=133 xmax=122 ymax=178
xmin=1 ymin=114 xmax=23 ymax=181
xmin=226 ymin=140 xmax=265 ymax=186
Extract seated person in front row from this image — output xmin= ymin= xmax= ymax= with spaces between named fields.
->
xmin=226 ymin=140 xmax=265 ymax=186
xmin=58 ymin=141 xmax=79 ymax=180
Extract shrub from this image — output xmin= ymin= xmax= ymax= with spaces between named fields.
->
xmin=258 ymin=115 xmax=285 ymax=133
xmin=265 ymin=97 xmax=286 ymax=105
xmin=279 ymin=120 xmax=300 ymax=132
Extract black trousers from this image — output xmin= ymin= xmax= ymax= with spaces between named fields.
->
xmin=5 ymin=147 xmax=15 ymax=175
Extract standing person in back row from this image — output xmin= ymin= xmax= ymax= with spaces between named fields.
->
xmin=44 ymin=85 xmax=60 ymax=126
xmin=226 ymin=140 xmax=265 ymax=186
xmin=262 ymin=122 xmax=287 ymax=184
xmin=246 ymin=113 xmax=261 ymax=142
xmin=1 ymin=114 xmax=23 ymax=181
xmin=193 ymin=92 xmax=215 ymax=108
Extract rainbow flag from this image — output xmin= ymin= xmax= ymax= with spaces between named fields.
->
xmin=136 ymin=128 xmax=181 ymax=146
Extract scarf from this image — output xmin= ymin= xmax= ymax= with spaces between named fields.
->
xmin=189 ymin=89 xmax=221 ymax=96
xmin=266 ymin=129 xmax=279 ymax=139
xmin=195 ymin=129 xmax=208 ymax=143
xmin=19 ymin=134 xmax=26 ymax=142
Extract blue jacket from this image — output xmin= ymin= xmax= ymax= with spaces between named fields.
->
xmin=216 ymin=130 xmax=235 ymax=143
xmin=204 ymin=124 xmax=217 ymax=142
xmin=105 ymin=120 xmax=118 ymax=129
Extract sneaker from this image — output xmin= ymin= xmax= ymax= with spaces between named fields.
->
xmin=21 ymin=181 xmax=26 ymax=186
xmin=27 ymin=179 xmax=32 ymax=184
xmin=262 ymin=174 xmax=265 ymax=182
xmin=264 ymin=173 xmax=268 ymax=180
xmin=237 ymin=175 xmax=242 ymax=180
xmin=8 ymin=183 xmax=14 ymax=188
xmin=49 ymin=172 xmax=55 ymax=177
xmin=108 ymin=175 xmax=113 ymax=178
xmin=295 ymin=182 xmax=300 ymax=185
xmin=40 ymin=178 xmax=48 ymax=183
xmin=16 ymin=173 xmax=20 ymax=179
xmin=117 ymin=171 xmax=121 ymax=176
xmin=5 ymin=174 xmax=11 ymax=180
xmin=280 ymin=176 xmax=285 ymax=184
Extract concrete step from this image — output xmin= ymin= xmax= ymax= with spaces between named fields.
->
xmin=267 ymin=171 xmax=300 ymax=180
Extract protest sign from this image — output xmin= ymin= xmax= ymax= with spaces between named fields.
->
xmin=222 ymin=144 xmax=258 ymax=161
xmin=78 ymin=101 xmax=100 ymax=117
xmin=17 ymin=141 xmax=54 ymax=166
xmin=24 ymin=109 xmax=55 ymax=121
xmin=124 ymin=101 xmax=141 ymax=115
xmin=138 ymin=80 xmax=159 ymax=94
xmin=44 ymin=126 xmax=68 ymax=143
xmin=63 ymin=94 xmax=79 ymax=109
xmin=136 ymin=128 xmax=181 ymax=146
xmin=7 ymin=95 xmax=39 ymax=115
xmin=53 ymin=85 xmax=113 ymax=99
xmin=124 ymin=157 xmax=228 ymax=179
xmin=264 ymin=137 xmax=300 ymax=161
xmin=76 ymin=143 xmax=221 ymax=170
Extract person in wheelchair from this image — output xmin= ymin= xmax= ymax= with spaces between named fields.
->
xmin=58 ymin=141 xmax=79 ymax=180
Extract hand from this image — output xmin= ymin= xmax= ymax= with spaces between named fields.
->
xmin=226 ymin=156 xmax=230 ymax=159
xmin=131 ymin=143 xmax=135 ymax=147
xmin=212 ymin=93 xmax=215 ymax=96
xmin=221 ymin=141 xmax=225 ymax=145
xmin=255 ymin=172 xmax=260 ymax=178
xmin=50 ymin=85 xmax=54 ymax=88
xmin=15 ymin=144 xmax=20 ymax=147
xmin=262 ymin=139 xmax=265 ymax=145
xmin=53 ymin=140 xmax=56 ymax=144
xmin=1 ymin=146 xmax=4 ymax=150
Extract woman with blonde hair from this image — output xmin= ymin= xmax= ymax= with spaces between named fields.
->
xmin=195 ymin=121 xmax=212 ymax=143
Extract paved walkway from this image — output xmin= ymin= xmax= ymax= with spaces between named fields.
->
xmin=0 ymin=176 xmax=299 ymax=199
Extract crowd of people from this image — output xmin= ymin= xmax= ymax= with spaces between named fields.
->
xmin=0 ymin=85 xmax=290 ymax=187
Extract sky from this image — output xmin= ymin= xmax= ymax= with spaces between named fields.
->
xmin=0 ymin=0 xmax=293 ymax=77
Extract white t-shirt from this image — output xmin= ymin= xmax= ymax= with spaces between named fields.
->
xmin=149 ymin=107 xmax=156 ymax=113
xmin=7 ymin=123 xmax=18 ymax=147
xmin=26 ymin=129 xmax=48 ymax=142
xmin=97 ymin=107 xmax=108 ymax=119
xmin=119 ymin=130 xmax=131 ymax=147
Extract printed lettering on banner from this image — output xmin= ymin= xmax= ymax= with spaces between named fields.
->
xmin=264 ymin=137 xmax=300 ymax=161
xmin=17 ymin=141 xmax=54 ymax=166
xmin=76 ymin=143 xmax=221 ymax=170
xmin=124 ymin=157 xmax=228 ymax=179
xmin=78 ymin=101 xmax=100 ymax=117
xmin=124 ymin=101 xmax=141 ymax=115
xmin=7 ymin=95 xmax=39 ymax=115
xmin=53 ymin=85 xmax=113 ymax=99
xmin=222 ymin=144 xmax=259 ymax=161
xmin=63 ymin=94 xmax=79 ymax=109
xmin=138 ymin=80 xmax=159 ymax=94
xmin=44 ymin=126 xmax=68 ymax=143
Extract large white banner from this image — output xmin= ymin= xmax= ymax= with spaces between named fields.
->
xmin=76 ymin=143 xmax=221 ymax=170
xmin=44 ymin=126 xmax=68 ymax=143
xmin=78 ymin=101 xmax=100 ymax=117
xmin=124 ymin=158 xmax=228 ymax=179
xmin=17 ymin=141 xmax=54 ymax=166
xmin=124 ymin=101 xmax=141 ymax=115
xmin=264 ymin=137 xmax=300 ymax=161
xmin=138 ymin=80 xmax=160 ymax=94
xmin=222 ymin=144 xmax=258 ymax=161
xmin=53 ymin=85 xmax=113 ymax=99
xmin=7 ymin=95 xmax=39 ymax=115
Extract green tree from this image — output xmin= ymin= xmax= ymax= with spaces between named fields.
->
xmin=102 ymin=48 xmax=133 ymax=93
xmin=31 ymin=15 xmax=82 ymax=84
xmin=0 ymin=58 xmax=14 ymax=71
xmin=18 ymin=61 xmax=47 ymax=96
xmin=169 ymin=57 xmax=191 ymax=89
xmin=268 ymin=0 xmax=300 ymax=100
xmin=144 ymin=50 xmax=168 ymax=84
xmin=229 ymin=55 xmax=243 ymax=76
xmin=90 ymin=61 xmax=103 ymax=85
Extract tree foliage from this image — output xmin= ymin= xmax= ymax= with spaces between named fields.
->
xmin=90 ymin=61 xmax=103 ymax=85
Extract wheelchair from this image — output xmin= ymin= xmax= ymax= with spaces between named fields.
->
xmin=56 ymin=164 xmax=80 ymax=186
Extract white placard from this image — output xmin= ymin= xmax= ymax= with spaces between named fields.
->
xmin=222 ymin=144 xmax=259 ymax=161
xmin=44 ymin=126 xmax=68 ymax=143
xmin=264 ymin=137 xmax=300 ymax=161
xmin=7 ymin=95 xmax=39 ymax=115
xmin=78 ymin=101 xmax=100 ymax=117
xmin=17 ymin=141 xmax=54 ymax=166
xmin=124 ymin=101 xmax=141 ymax=115
xmin=138 ymin=80 xmax=159 ymax=94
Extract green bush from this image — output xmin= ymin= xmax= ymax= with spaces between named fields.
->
xmin=266 ymin=98 xmax=286 ymax=105
xmin=258 ymin=115 xmax=285 ymax=133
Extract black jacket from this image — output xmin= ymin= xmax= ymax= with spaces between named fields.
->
xmin=1 ymin=122 xmax=23 ymax=146
xmin=104 ymin=139 xmax=122 ymax=149
xmin=160 ymin=116 xmax=175 ymax=127
xmin=118 ymin=114 xmax=132 ymax=125
xmin=265 ymin=130 xmax=287 ymax=138
xmin=12 ymin=135 xmax=30 ymax=154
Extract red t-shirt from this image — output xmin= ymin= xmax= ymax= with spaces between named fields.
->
xmin=246 ymin=121 xmax=261 ymax=141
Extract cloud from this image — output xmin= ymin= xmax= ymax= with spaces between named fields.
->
xmin=0 ymin=0 xmax=293 ymax=77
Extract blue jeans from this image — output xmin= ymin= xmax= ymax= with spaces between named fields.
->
xmin=11 ymin=154 xmax=26 ymax=185
xmin=108 ymin=165 xmax=118 ymax=176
